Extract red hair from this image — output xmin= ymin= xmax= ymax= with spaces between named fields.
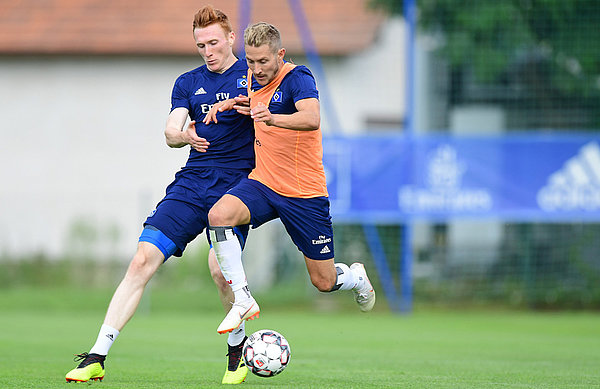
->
xmin=192 ymin=5 xmax=232 ymax=33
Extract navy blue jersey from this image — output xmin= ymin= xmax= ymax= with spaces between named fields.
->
xmin=250 ymin=65 xmax=319 ymax=115
xmin=171 ymin=58 xmax=254 ymax=170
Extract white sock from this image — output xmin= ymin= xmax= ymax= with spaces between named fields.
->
xmin=89 ymin=324 xmax=120 ymax=356
xmin=228 ymin=322 xmax=246 ymax=346
xmin=233 ymin=285 xmax=252 ymax=302
xmin=209 ymin=226 xmax=249 ymax=298
xmin=332 ymin=263 xmax=360 ymax=291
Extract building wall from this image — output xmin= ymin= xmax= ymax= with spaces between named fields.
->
xmin=320 ymin=17 xmax=406 ymax=133
xmin=1 ymin=56 xmax=189 ymax=258
xmin=0 ymin=18 xmax=405 ymax=259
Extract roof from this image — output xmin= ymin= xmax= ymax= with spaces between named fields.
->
xmin=0 ymin=0 xmax=384 ymax=56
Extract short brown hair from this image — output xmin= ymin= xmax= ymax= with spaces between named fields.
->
xmin=244 ymin=22 xmax=282 ymax=53
xmin=192 ymin=5 xmax=232 ymax=33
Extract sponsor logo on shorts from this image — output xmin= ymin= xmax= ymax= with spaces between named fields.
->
xmin=312 ymin=235 xmax=332 ymax=245
xmin=320 ymin=245 xmax=331 ymax=254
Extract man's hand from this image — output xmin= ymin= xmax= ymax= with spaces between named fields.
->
xmin=250 ymin=102 xmax=274 ymax=125
xmin=182 ymin=121 xmax=210 ymax=152
xmin=203 ymin=99 xmax=236 ymax=125
xmin=233 ymin=95 xmax=251 ymax=116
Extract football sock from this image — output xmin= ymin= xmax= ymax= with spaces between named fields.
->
xmin=330 ymin=263 xmax=360 ymax=291
xmin=209 ymin=226 xmax=249 ymax=298
xmin=89 ymin=324 xmax=120 ymax=356
xmin=228 ymin=322 xmax=246 ymax=347
xmin=233 ymin=285 xmax=252 ymax=302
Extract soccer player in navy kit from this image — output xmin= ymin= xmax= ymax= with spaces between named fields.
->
xmin=65 ymin=6 xmax=253 ymax=385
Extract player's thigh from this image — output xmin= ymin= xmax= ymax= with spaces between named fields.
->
xmin=278 ymin=196 xmax=334 ymax=260
xmin=145 ymin=199 xmax=207 ymax=257
xmin=148 ymin=168 xmax=248 ymax=255
xmin=223 ymin=178 xmax=280 ymax=228
xmin=209 ymin=193 xmax=252 ymax=226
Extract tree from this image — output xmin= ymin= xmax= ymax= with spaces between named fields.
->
xmin=370 ymin=0 xmax=600 ymax=122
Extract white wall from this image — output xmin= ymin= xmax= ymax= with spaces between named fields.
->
xmin=0 ymin=18 xmax=406 ymax=260
xmin=317 ymin=17 xmax=405 ymax=133
xmin=1 ymin=56 xmax=194 ymax=258
xmin=447 ymin=105 xmax=506 ymax=265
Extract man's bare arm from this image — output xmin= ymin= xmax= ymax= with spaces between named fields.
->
xmin=250 ymin=98 xmax=320 ymax=131
xmin=165 ymin=107 xmax=210 ymax=152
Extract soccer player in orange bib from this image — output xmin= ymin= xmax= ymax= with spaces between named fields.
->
xmin=204 ymin=22 xmax=376 ymax=334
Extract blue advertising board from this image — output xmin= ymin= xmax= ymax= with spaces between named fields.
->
xmin=323 ymin=134 xmax=600 ymax=222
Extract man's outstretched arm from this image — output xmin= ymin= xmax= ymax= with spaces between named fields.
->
xmin=250 ymin=98 xmax=320 ymax=131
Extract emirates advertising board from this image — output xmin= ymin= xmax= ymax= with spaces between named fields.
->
xmin=322 ymin=134 xmax=600 ymax=222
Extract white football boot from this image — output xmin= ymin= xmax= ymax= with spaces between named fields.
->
xmin=217 ymin=297 xmax=260 ymax=334
xmin=350 ymin=263 xmax=376 ymax=312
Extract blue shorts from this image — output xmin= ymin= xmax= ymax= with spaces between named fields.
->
xmin=228 ymin=178 xmax=334 ymax=260
xmin=141 ymin=168 xmax=250 ymax=259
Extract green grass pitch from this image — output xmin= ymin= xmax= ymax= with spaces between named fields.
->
xmin=0 ymin=288 xmax=599 ymax=388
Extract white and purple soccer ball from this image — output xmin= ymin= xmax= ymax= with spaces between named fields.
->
xmin=242 ymin=329 xmax=291 ymax=377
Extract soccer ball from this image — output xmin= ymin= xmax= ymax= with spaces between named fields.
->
xmin=242 ymin=329 xmax=291 ymax=377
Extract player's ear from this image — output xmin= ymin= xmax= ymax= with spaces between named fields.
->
xmin=277 ymin=48 xmax=285 ymax=61
xmin=228 ymin=31 xmax=235 ymax=47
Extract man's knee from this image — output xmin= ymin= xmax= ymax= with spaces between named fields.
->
xmin=208 ymin=195 xmax=249 ymax=227
xmin=208 ymin=204 xmax=229 ymax=226
xmin=127 ymin=247 xmax=161 ymax=280
xmin=128 ymin=253 xmax=149 ymax=276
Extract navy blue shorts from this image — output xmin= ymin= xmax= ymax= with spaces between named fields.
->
xmin=228 ymin=178 xmax=334 ymax=260
xmin=142 ymin=168 xmax=250 ymax=259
